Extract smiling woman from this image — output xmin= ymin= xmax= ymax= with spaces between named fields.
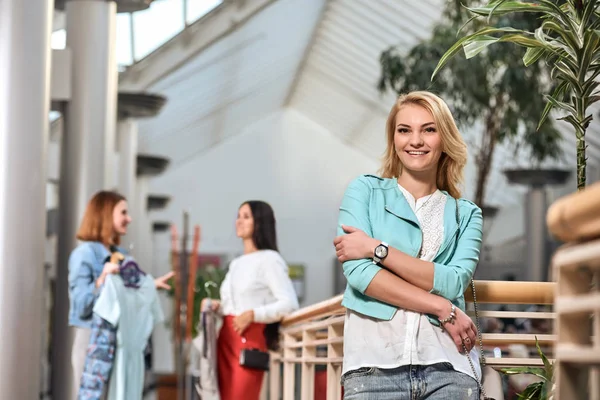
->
xmin=333 ymin=91 xmax=485 ymax=399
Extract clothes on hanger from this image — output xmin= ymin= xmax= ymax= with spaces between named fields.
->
xmin=78 ymin=314 xmax=118 ymax=400
xmin=79 ymin=257 xmax=163 ymax=400
xmin=191 ymin=301 xmax=221 ymax=400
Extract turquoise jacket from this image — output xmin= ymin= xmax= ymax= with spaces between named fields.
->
xmin=337 ymin=175 xmax=483 ymax=324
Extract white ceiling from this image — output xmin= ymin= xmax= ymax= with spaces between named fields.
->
xmin=137 ymin=0 xmax=326 ymax=172
xmin=135 ymin=0 xmax=600 ymax=207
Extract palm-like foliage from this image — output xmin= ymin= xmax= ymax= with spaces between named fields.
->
xmin=434 ymin=0 xmax=600 ymax=190
xmin=379 ymin=1 xmax=562 ymax=207
xmin=501 ymin=337 xmax=554 ymax=399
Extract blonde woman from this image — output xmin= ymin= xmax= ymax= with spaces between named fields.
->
xmin=333 ymin=91 xmax=483 ymax=399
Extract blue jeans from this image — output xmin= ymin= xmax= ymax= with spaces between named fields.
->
xmin=341 ymin=363 xmax=479 ymax=400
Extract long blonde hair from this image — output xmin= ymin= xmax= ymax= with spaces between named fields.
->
xmin=379 ymin=91 xmax=467 ymax=199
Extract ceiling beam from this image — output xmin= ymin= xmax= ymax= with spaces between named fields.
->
xmin=118 ymin=0 xmax=279 ymax=91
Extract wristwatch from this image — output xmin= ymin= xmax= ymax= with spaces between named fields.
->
xmin=373 ymin=241 xmax=389 ymax=264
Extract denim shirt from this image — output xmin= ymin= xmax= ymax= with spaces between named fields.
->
xmin=338 ymin=175 xmax=483 ymax=323
xmin=68 ymin=241 xmax=126 ymax=328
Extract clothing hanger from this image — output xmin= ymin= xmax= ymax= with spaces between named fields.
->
xmin=204 ymin=281 xmax=217 ymax=298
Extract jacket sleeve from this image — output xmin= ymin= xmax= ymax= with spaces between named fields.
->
xmin=338 ymin=176 xmax=382 ymax=294
xmin=68 ymin=246 xmax=100 ymax=320
xmin=430 ymin=204 xmax=483 ymax=301
xmin=252 ymin=254 xmax=300 ymax=323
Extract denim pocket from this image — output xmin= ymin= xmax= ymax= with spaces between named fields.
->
xmin=341 ymin=367 xmax=375 ymax=384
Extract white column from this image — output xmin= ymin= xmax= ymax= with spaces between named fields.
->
xmin=525 ymin=188 xmax=548 ymax=282
xmin=118 ymin=118 xmax=138 ymax=251
xmin=134 ymin=177 xmax=155 ymax=274
xmin=0 ymin=0 xmax=52 ymax=399
xmin=52 ymin=1 xmax=118 ymax=399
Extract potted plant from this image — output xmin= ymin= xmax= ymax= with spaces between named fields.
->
xmin=378 ymin=0 xmax=563 ymax=207
xmin=433 ymin=0 xmax=600 ymax=190
xmin=502 ymin=338 xmax=554 ymax=399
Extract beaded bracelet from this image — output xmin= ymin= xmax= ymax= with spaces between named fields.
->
xmin=438 ymin=302 xmax=456 ymax=331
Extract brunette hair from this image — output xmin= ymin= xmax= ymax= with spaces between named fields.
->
xmin=76 ymin=191 xmax=126 ymax=246
xmin=242 ymin=200 xmax=278 ymax=251
xmin=240 ymin=200 xmax=282 ymax=350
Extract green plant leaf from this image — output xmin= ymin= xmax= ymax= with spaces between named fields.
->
xmin=538 ymin=20 xmax=580 ymax=58
xmin=553 ymin=61 xmax=583 ymax=92
xmin=579 ymin=30 xmax=600 ymax=81
xmin=466 ymin=1 xmax=554 ymax=17
xmin=524 ymin=46 xmax=548 ymax=66
xmin=432 ymin=26 xmax=529 ymax=78
xmin=501 ymin=366 xmax=547 ymax=380
xmin=538 ymin=80 xmax=569 ymax=130
xmin=545 ymin=93 xmax=578 ymax=115
xmin=517 ymin=381 xmax=544 ymax=399
xmin=581 ymin=0 xmax=599 ymax=34
xmin=535 ymin=337 xmax=553 ymax=380
xmin=464 ymin=33 xmax=543 ymax=58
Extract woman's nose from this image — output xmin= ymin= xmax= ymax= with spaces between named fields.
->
xmin=409 ymin=132 xmax=424 ymax=146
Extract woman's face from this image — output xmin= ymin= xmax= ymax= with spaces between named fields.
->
xmin=236 ymin=203 xmax=254 ymax=240
xmin=394 ymin=104 xmax=443 ymax=174
xmin=112 ymin=200 xmax=132 ymax=236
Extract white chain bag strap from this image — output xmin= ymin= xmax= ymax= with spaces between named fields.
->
xmin=455 ymin=200 xmax=504 ymax=400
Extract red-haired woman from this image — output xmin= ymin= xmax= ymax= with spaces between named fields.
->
xmin=67 ymin=191 xmax=173 ymax=392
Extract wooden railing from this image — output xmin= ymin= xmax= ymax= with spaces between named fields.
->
xmin=262 ymin=280 xmax=556 ymax=400
xmin=259 ymin=182 xmax=600 ymax=400
xmin=548 ymin=182 xmax=600 ymax=400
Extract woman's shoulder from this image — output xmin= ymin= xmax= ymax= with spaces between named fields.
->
xmin=70 ymin=241 xmax=107 ymax=263
xmin=70 ymin=241 xmax=97 ymax=257
xmin=456 ymin=197 xmax=483 ymax=221
xmin=257 ymin=249 xmax=286 ymax=263
xmin=347 ymin=174 xmax=398 ymax=191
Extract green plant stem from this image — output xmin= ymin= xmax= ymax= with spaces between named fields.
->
xmin=577 ymin=133 xmax=586 ymax=189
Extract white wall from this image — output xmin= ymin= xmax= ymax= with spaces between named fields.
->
xmin=147 ymin=108 xmax=378 ymax=372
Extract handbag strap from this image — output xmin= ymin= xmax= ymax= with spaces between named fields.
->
xmin=455 ymin=200 xmax=490 ymax=399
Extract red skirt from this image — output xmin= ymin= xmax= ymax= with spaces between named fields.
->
xmin=217 ymin=315 xmax=267 ymax=400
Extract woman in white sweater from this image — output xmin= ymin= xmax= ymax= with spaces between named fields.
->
xmin=205 ymin=200 xmax=299 ymax=400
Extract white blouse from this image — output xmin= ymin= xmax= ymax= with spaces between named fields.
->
xmin=219 ymin=250 xmax=299 ymax=323
xmin=342 ymin=185 xmax=481 ymax=381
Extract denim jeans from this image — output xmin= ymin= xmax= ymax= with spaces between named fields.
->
xmin=341 ymin=362 xmax=479 ymax=400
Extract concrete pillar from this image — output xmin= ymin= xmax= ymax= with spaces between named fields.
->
xmin=133 ymin=155 xmax=170 ymax=275
xmin=116 ymin=92 xmax=166 ymax=252
xmin=504 ymin=168 xmax=571 ymax=282
xmin=147 ymin=195 xmax=171 ymax=275
xmin=117 ymin=118 xmax=138 ymax=251
xmin=0 ymin=0 xmax=53 ymax=398
xmin=52 ymin=1 xmax=118 ymax=399
xmin=525 ymin=188 xmax=547 ymax=282
xmin=136 ymin=155 xmax=171 ymax=376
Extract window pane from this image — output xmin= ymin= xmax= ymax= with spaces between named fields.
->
xmin=116 ymin=14 xmax=133 ymax=67
xmin=186 ymin=0 xmax=222 ymax=24
xmin=51 ymin=29 xmax=66 ymax=50
xmin=133 ymin=0 xmax=185 ymax=60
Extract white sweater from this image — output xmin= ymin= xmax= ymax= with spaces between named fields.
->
xmin=220 ymin=250 xmax=299 ymax=323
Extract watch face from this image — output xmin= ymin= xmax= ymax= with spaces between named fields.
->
xmin=375 ymin=245 xmax=388 ymax=258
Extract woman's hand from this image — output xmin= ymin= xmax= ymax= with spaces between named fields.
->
xmin=233 ymin=310 xmax=254 ymax=335
xmin=333 ymin=225 xmax=378 ymax=262
xmin=96 ymin=262 xmax=120 ymax=288
xmin=201 ymin=298 xmax=220 ymax=312
xmin=154 ymin=271 xmax=175 ymax=290
xmin=439 ymin=306 xmax=478 ymax=354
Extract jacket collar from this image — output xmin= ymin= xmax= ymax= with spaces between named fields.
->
xmin=382 ymin=178 xmax=461 ymax=248
xmin=85 ymin=241 xmax=112 ymax=264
